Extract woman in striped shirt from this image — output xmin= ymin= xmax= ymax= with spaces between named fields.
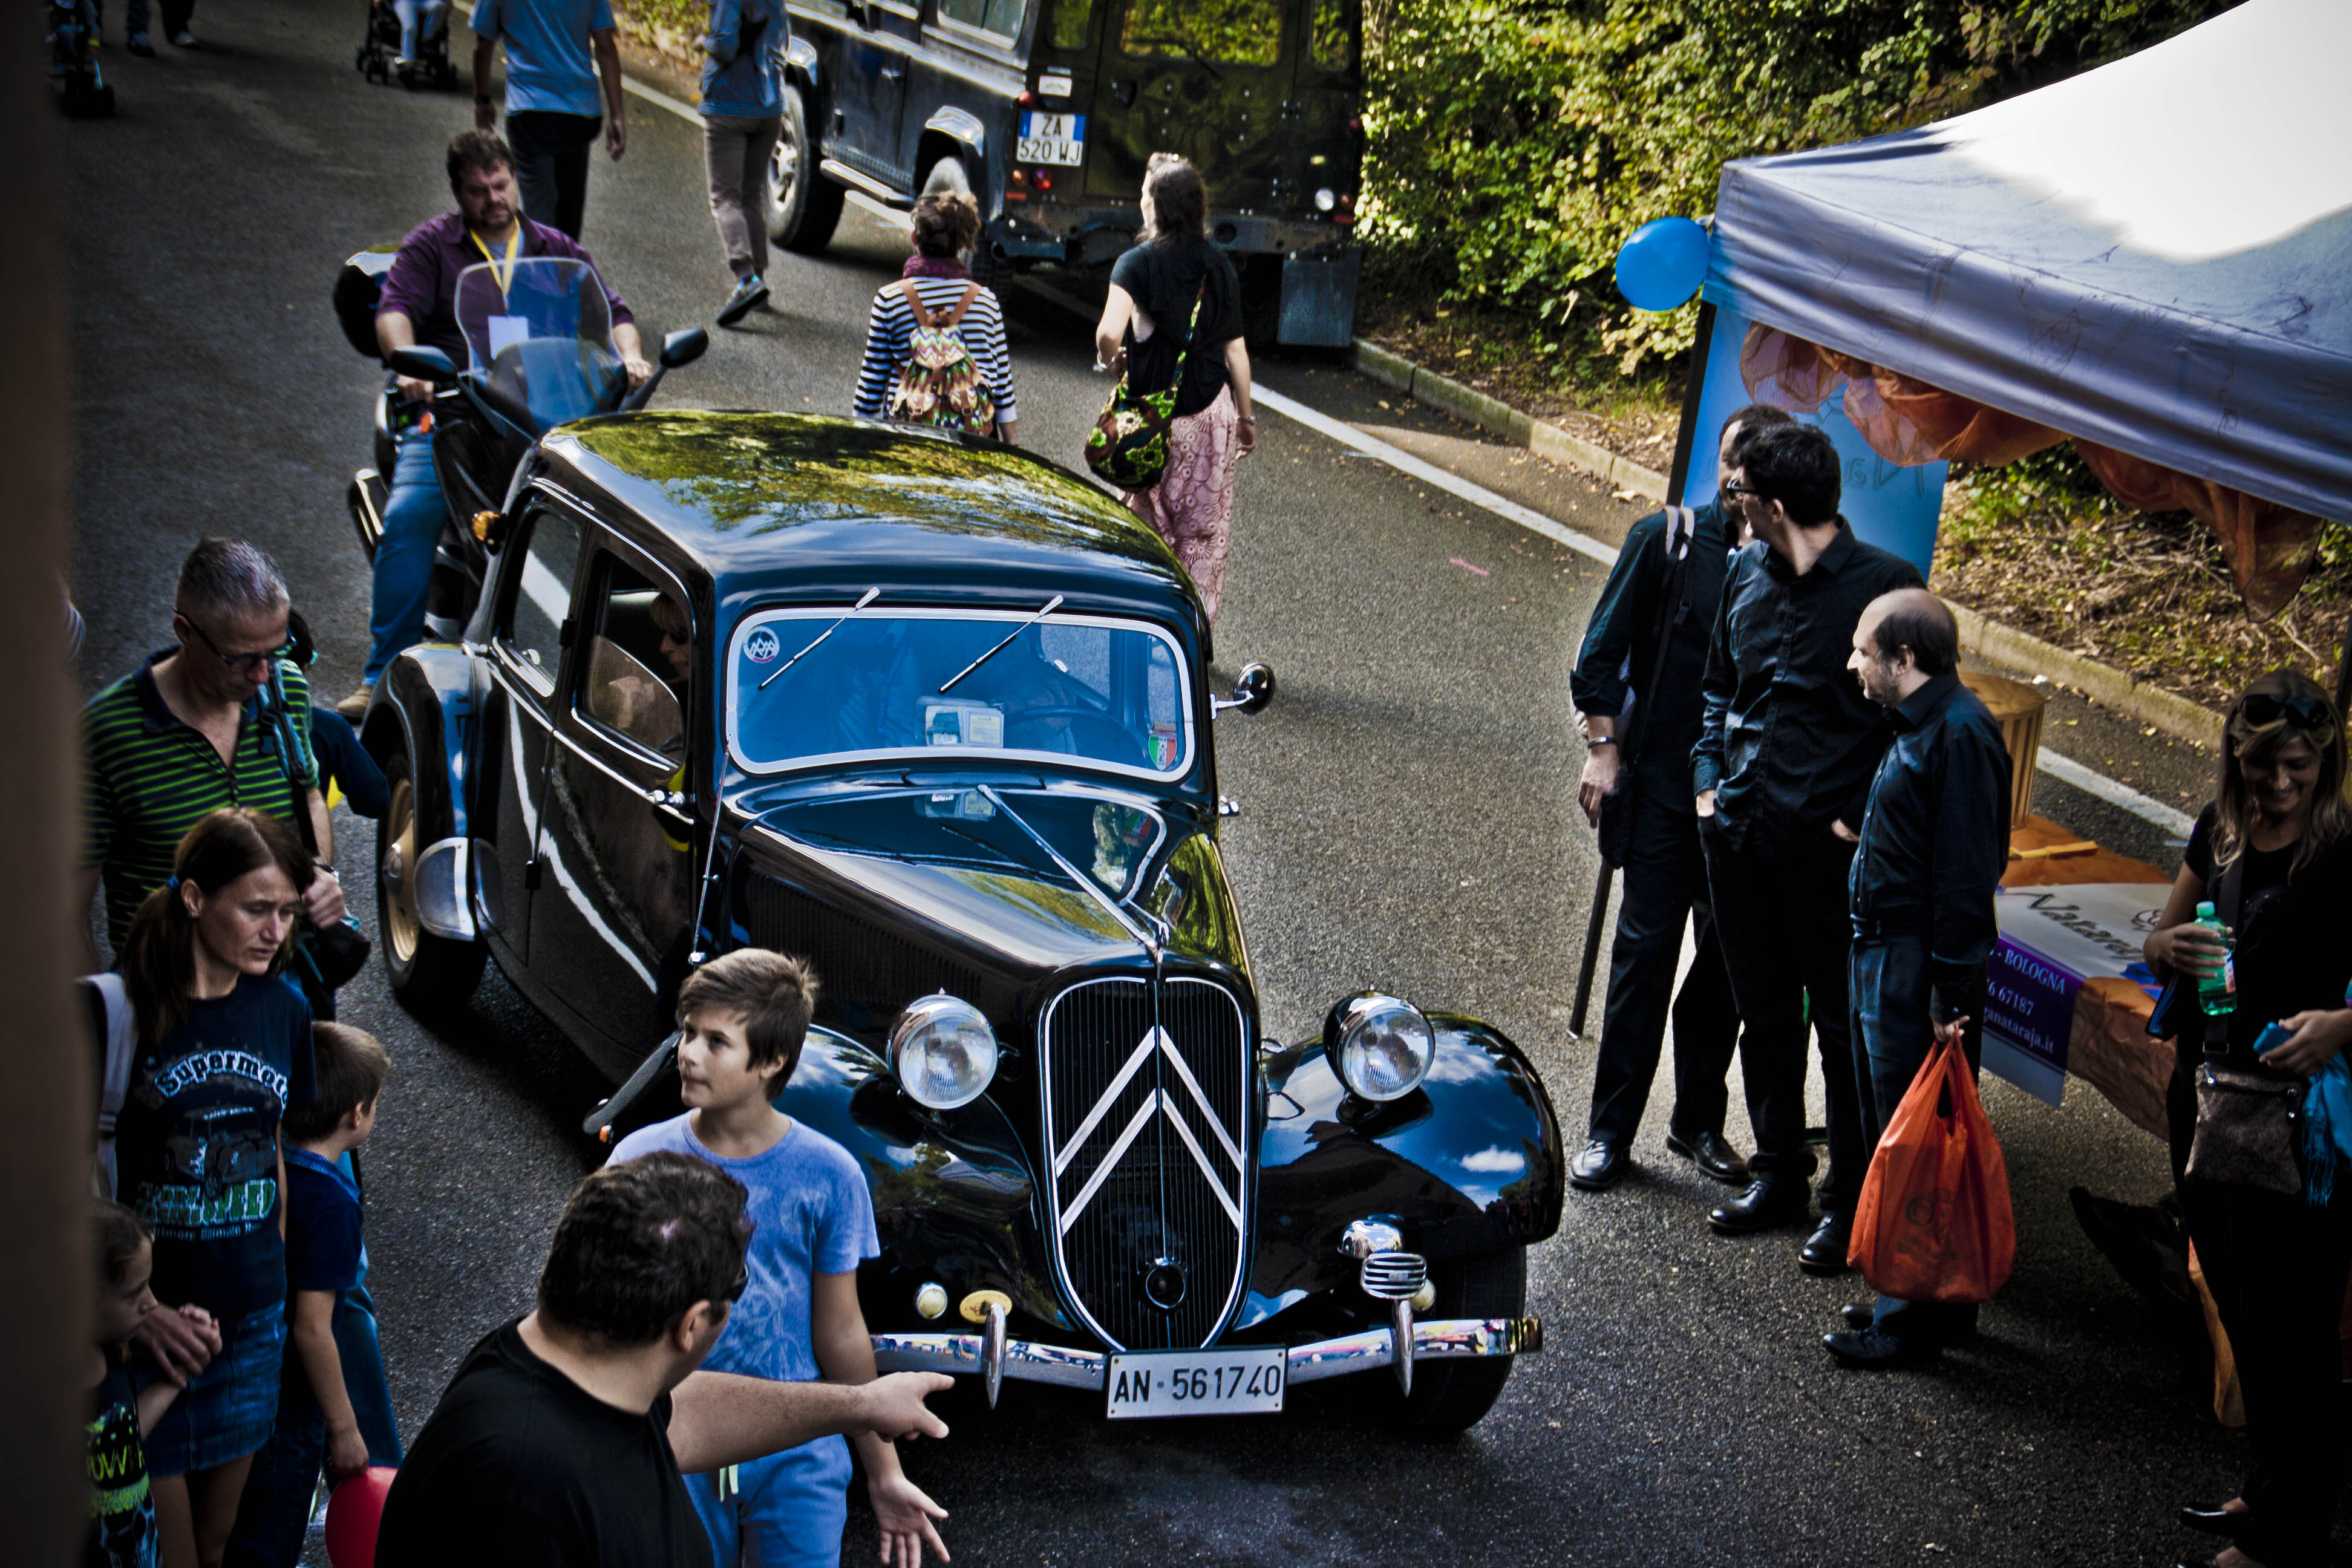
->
xmin=852 ymin=191 xmax=1018 ymax=443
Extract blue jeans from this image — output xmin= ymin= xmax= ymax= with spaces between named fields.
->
xmin=220 ymin=1386 xmax=324 ymax=1568
xmin=367 ymin=420 xmax=449 ymax=682
xmin=391 ymin=0 xmax=445 ymax=56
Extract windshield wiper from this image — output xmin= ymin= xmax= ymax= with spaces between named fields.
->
xmin=759 ymin=587 xmax=879 ymax=691
xmin=976 ymin=785 xmax=1161 ymax=958
xmin=936 ymin=594 xmax=1063 ymax=694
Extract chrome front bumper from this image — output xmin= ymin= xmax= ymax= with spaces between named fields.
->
xmin=871 ymin=1315 xmax=1541 ymax=1397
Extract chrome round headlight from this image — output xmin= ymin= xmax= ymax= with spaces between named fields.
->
xmin=1315 ymin=186 xmax=1338 ymax=212
xmin=889 ymin=994 xmax=998 ymax=1110
xmin=1329 ymin=993 xmax=1434 ymax=1102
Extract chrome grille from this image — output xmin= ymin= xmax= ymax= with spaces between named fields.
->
xmin=1040 ymin=976 xmax=1249 ymax=1351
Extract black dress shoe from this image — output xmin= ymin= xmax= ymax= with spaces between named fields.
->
xmin=2175 ymin=1503 xmax=2250 ymax=1538
xmin=1799 ymin=1212 xmax=1853 ymax=1276
xmin=1666 ymin=1128 xmax=1750 ymax=1186
xmin=1822 ymin=1329 xmax=1939 ymax=1368
xmin=1840 ymin=1301 xmax=1875 ymax=1331
xmin=1568 ymin=1139 xmax=1628 ymax=1192
xmin=1707 ymin=1180 xmax=1806 ymax=1235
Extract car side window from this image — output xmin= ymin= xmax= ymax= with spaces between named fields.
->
xmin=498 ymin=506 xmax=583 ymax=698
xmin=575 ymin=552 xmax=688 ymax=760
xmin=1042 ymin=0 xmax=1089 ymax=48
xmin=937 ymin=0 xmax=1024 ymax=39
xmin=1121 ymin=0 xmax=1279 ymax=65
xmin=1309 ymin=0 xmax=1352 ymax=72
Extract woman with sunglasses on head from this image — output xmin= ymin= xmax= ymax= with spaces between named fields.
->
xmin=2143 ymin=671 xmax=2352 ymax=1568
xmin=113 ymin=808 xmax=321 ymax=1568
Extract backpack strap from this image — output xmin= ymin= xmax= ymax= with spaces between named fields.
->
xmin=939 ymin=283 xmax=982 ymax=330
xmin=85 ymin=973 xmax=135 ymax=1199
xmin=896 ymin=278 xmax=938 ymax=331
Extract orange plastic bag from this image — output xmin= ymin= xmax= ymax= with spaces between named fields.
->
xmin=1846 ymin=1037 xmax=2016 ymax=1304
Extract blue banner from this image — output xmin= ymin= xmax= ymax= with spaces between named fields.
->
xmin=1682 ymin=305 xmax=1949 ymax=578
xmin=1981 ymin=936 xmax=2078 ymax=1108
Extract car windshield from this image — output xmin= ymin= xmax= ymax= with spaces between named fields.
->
xmin=456 ymin=256 xmax=621 ymax=434
xmin=727 ymin=607 xmax=1192 ymax=780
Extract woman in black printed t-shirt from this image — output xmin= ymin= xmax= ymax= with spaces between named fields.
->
xmin=113 ymin=808 xmax=318 ymax=1568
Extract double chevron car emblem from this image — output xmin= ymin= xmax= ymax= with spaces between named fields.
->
xmin=1056 ymin=1027 xmax=1243 ymax=1233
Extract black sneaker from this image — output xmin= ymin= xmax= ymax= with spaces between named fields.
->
xmin=716 ymin=274 xmax=769 ymax=328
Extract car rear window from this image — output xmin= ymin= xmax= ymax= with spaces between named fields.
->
xmin=936 ymin=0 xmax=1024 ymax=41
xmin=727 ymin=607 xmax=1193 ymax=780
xmin=1120 ymin=0 xmax=1281 ymax=66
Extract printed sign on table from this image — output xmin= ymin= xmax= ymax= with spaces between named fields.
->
xmin=1982 ymin=883 xmax=2169 ymax=1106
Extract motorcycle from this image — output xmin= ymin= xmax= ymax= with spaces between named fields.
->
xmin=333 ymin=250 xmax=708 ymax=638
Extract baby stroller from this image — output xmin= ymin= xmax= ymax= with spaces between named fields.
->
xmin=50 ymin=0 xmax=116 ymax=117
xmin=356 ymin=0 xmax=455 ymax=89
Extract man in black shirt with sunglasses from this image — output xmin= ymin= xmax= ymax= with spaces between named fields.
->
xmin=1694 ymin=425 xmax=1924 ymax=1270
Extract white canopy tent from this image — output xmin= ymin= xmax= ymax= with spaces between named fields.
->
xmin=1703 ymin=0 xmax=2352 ymax=526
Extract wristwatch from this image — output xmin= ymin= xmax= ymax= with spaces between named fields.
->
xmin=1587 ymin=736 xmax=1616 ymax=748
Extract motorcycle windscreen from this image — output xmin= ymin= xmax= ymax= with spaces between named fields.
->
xmin=456 ymin=258 xmax=622 ymax=435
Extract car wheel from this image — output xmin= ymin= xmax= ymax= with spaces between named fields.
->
xmin=1384 ymin=1247 xmax=1527 ymax=1440
xmin=377 ymin=743 xmax=487 ymax=1016
xmin=768 ymin=90 xmax=844 ymax=253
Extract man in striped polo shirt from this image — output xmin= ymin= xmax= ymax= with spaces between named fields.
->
xmin=78 ymin=540 xmax=347 ymax=970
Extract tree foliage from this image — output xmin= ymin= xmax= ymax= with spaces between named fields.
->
xmin=1362 ymin=0 xmax=2236 ymax=373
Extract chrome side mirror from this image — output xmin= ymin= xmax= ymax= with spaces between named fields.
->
xmin=1211 ymin=661 xmax=1275 ymax=716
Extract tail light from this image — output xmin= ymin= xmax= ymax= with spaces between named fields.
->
xmin=1019 ymin=90 xmax=1036 ymax=106
xmin=1033 ymin=170 xmax=1053 ymax=192
xmin=1347 ymin=115 xmax=1364 ymax=136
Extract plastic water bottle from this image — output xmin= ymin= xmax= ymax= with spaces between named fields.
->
xmin=2195 ymin=900 xmax=2236 ymax=1016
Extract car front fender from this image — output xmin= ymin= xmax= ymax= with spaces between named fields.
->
xmin=1243 ymin=1012 xmax=1563 ymax=1316
xmin=359 ymin=644 xmax=480 ymax=844
xmin=777 ymin=1025 xmax=1076 ymax=1337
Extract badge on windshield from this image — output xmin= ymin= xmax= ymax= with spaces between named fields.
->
xmin=744 ymin=628 xmax=781 ymax=663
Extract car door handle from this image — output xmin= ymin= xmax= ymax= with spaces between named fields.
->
xmin=881 ymin=66 xmax=905 ymax=81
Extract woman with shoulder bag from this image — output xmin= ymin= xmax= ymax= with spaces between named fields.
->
xmin=1090 ymin=152 xmax=1255 ymax=624
xmin=113 ymin=808 xmax=321 ymax=1568
xmin=2142 ymin=670 xmax=2352 ymax=1568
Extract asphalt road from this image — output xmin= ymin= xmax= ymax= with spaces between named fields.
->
xmin=57 ymin=4 xmax=2302 ymax=1562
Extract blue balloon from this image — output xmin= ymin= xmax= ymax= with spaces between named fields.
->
xmin=1613 ymin=217 xmax=1711 ymax=312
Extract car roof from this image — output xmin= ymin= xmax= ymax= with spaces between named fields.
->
xmin=539 ymin=412 xmax=1201 ymax=627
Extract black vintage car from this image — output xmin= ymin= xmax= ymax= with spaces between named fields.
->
xmin=769 ymin=0 xmax=1364 ymax=346
xmin=361 ymin=413 xmax=1560 ymax=1434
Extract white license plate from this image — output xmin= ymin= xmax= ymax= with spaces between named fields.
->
xmin=1018 ymin=111 xmax=1085 ymax=166
xmin=1105 ymin=1347 xmax=1285 ymax=1418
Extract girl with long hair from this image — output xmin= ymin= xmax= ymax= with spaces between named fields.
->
xmin=1092 ymin=152 xmax=1257 ymax=623
xmin=2143 ymin=670 xmax=2352 ymax=1568
xmin=113 ymin=808 xmax=320 ymax=1568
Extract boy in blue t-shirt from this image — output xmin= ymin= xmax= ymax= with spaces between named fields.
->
xmin=611 ymin=950 xmax=949 ymax=1568
xmin=221 ymin=1024 xmax=390 ymax=1568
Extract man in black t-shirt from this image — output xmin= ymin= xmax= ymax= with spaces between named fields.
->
xmin=376 ymin=1155 xmax=949 ymax=1568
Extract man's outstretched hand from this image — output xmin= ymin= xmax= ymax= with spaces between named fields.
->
xmin=866 ymin=1372 xmax=953 ymax=1442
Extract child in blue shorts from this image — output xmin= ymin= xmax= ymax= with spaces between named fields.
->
xmin=611 ymin=950 xmax=950 ymax=1568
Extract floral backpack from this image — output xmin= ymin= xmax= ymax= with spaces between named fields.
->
xmin=886 ymin=280 xmax=997 ymax=435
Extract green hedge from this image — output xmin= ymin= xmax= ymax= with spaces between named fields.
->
xmin=1361 ymin=0 xmax=2231 ymax=375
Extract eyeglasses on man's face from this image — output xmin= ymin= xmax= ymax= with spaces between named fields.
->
xmin=1721 ymin=480 xmax=1762 ymax=501
xmin=178 ymin=613 xmax=295 ymax=677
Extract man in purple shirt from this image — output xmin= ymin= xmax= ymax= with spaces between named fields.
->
xmin=339 ymin=130 xmax=650 ymax=720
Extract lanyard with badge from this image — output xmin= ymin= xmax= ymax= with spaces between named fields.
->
xmin=469 ymin=224 xmax=534 ymax=361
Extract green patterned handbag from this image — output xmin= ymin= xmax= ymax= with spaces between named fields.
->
xmin=1084 ymin=288 xmax=1203 ymax=492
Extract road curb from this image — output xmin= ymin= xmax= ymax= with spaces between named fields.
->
xmin=1348 ymin=337 xmax=2223 ymax=748
xmin=1952 ymin=604 xmax=2222 ymax=751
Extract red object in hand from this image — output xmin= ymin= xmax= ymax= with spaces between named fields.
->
xmin=326 ymin=1467 xmax=398 ymax=1568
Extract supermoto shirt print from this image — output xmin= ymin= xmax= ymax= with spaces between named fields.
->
xmin=85 ymin=1359 xmax=157 ymax=1568
xmin=116 ymin=976 xmax=315 ymax=1319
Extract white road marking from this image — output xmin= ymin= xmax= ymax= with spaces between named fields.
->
xmin=562 ymin=42 xmax=2195 ymax=844
xmin=2034 ymin=748 xmax=2197 ymax=839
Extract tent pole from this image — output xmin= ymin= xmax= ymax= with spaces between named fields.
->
xmin=1664 ymin=301 xmax=1717 ymax=507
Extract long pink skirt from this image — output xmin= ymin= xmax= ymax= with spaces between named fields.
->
xmin=1125 ymin=384 xmax=1238 ymax=622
